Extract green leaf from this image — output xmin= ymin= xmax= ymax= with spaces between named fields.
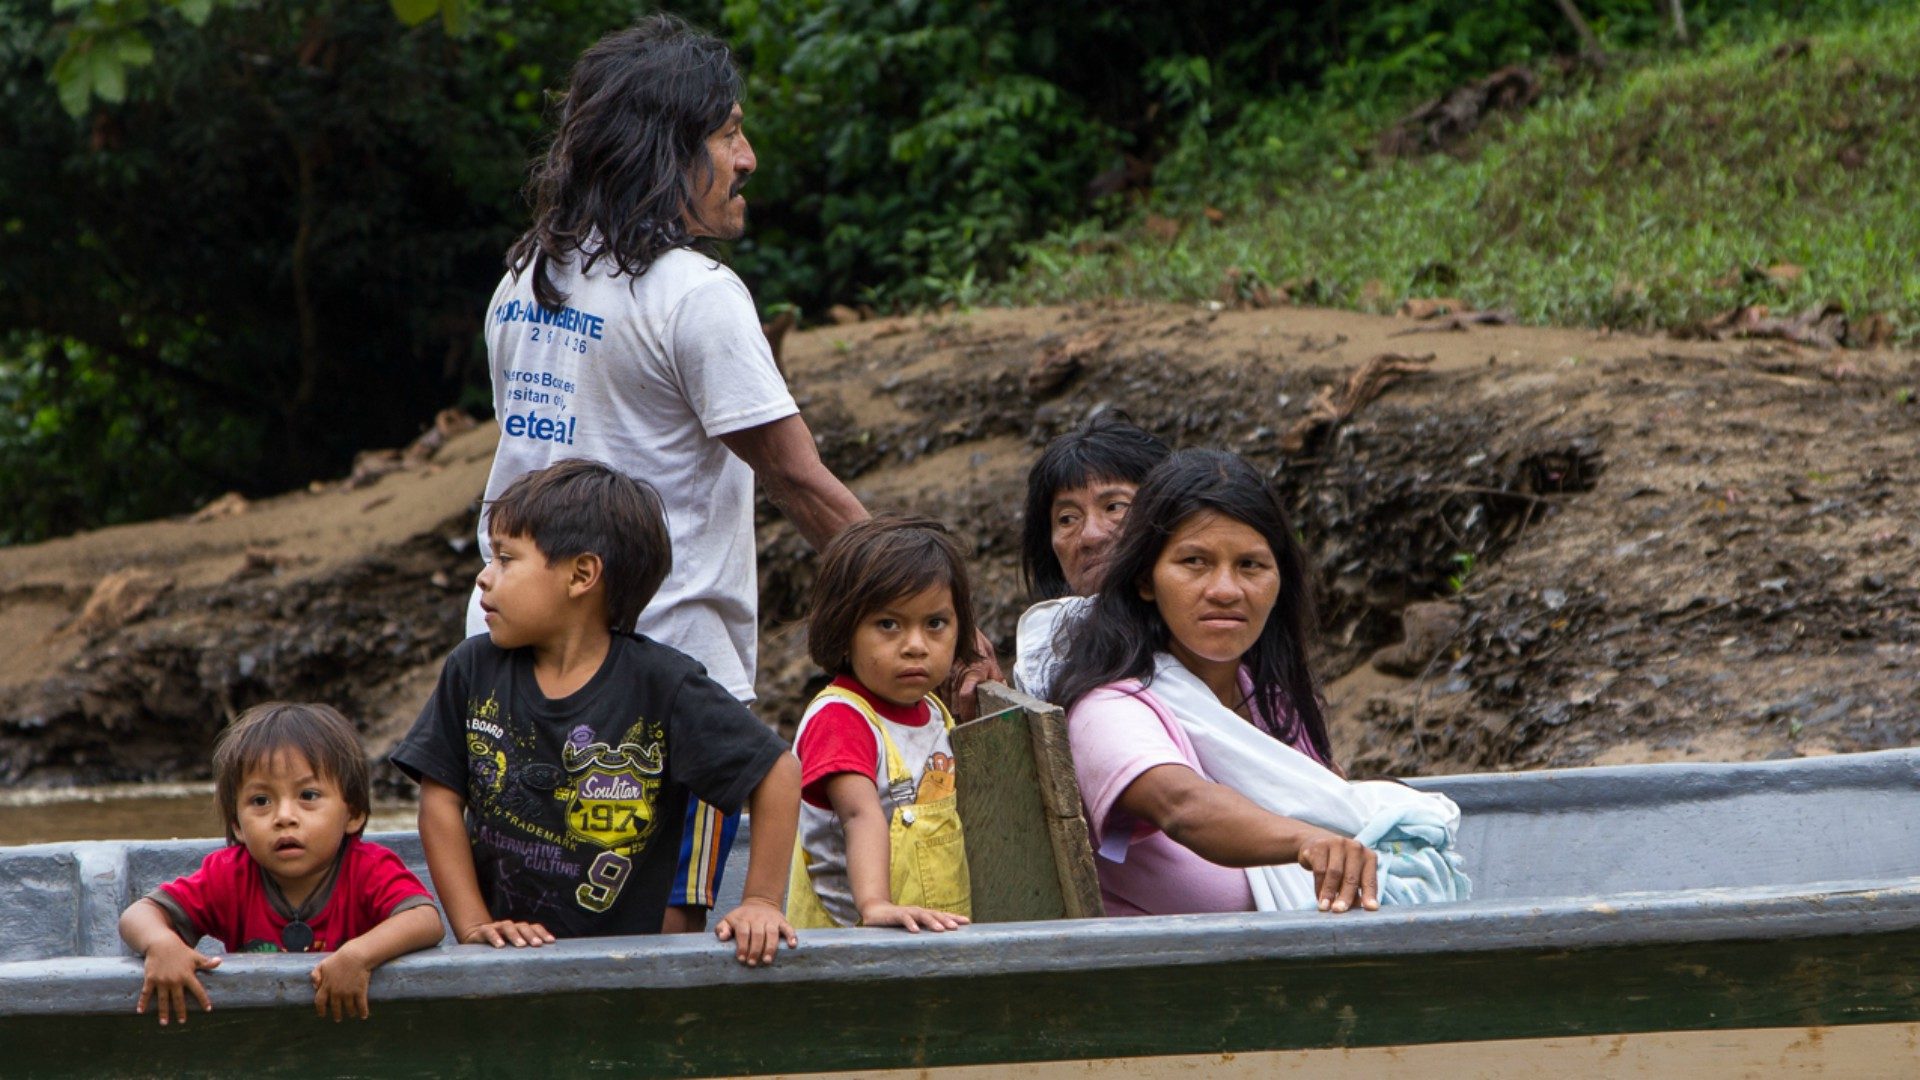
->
xmin=114 ymin=31 xmax=154 ymax=67
xmin=93 ymin=50 xmax=127 ymax=104
xmin=55 ymin=61 xmax=92 ymax=118
xmin=389 ymin=0 xmax=438 ymax=27
xmin=439 ymin=0 xmax=468 ymax=36
xmin=174 ymin=0 xmax=216 ymax=27
xmin=50 ymin=0 xmax=94 ymax=14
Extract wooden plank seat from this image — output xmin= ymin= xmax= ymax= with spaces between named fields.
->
xmin=953 ymin=681 xmax=1103 ymax=922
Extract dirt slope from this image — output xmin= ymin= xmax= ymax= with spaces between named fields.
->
xmin=3 ymin=302 xmax=1916 ymax=787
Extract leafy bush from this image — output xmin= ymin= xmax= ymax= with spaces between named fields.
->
xmin=2 ymin=0 xmax=1903 ymax=543
xmin=718 ymin=0 xmax=1653 ymax=309
xmin=1004 ymin=5 xmax=1920 ymax=339
xmin=1 ymin=0 xmax=624 ymax=542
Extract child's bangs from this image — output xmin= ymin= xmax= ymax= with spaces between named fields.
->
xmin=859 ymin=537 xmax=960 ymax=614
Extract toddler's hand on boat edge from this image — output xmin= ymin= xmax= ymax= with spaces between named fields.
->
xmin=137 ymin=938 xmax=219 ymax=1026
xmin=1298 ymin=834 xmax=1380 ymax=914
xmin=858 ymin=902 xmax=969 ymax=933
xmin=310 ymin=949 xmax=374 ymax=1022
xmin=714 ymin=897 xmax=797 ymax=967
xmin=460 ymin=919 xmax=555 ymax=948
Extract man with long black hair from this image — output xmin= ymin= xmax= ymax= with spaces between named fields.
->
xmin=463 ymin=14 xmax=868 ymax=934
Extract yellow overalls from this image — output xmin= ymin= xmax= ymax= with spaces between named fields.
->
xmin=785 ymin=688 xmax=971 ymax=928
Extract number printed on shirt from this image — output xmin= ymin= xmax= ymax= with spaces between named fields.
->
xmin=529 ymin=326 xmax=590 ymax=354
xmin=571 ymin=802 xmax=641 ymax=834
xmin=575 ymin=851 xmax=633 ymax=912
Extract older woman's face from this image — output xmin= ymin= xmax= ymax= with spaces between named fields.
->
xmin=1050 ymin=480 xmax=1139 ymax=596
xmin=1140 ymin=511 xmax=1280 ymax=671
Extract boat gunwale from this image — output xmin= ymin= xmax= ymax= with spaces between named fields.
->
xmin=1405 ymin=745 xmax=1920 ymax=810
xmin=6 ymin=872 xmax=1920 ymax=1018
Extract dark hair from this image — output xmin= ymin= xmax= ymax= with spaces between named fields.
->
xmin=1022 ymin=411 xmax=1172 ymax=601
xmin=808 ymin=516 xmax=982 ymax=676
xmin=487 ymin=458 xmax=671 ymax=632
xmin=1051 ymin=449 xmax=1330 ymax=762
xmin=213 ymin=703 xmax=371 ymax=845
xmin=507 ymin=13 xmax=743 ymax=310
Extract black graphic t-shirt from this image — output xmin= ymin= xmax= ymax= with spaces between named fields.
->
xmin=391 ymin=633 xmax=785 ymax=938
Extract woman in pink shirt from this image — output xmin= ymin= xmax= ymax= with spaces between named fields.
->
xmin=1052 ymin=449 xmax=1381 ymax=918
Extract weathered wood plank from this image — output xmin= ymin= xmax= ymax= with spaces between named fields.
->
xmin=1024 ymin=705 xmax=1102 ymax=919
xmin=959 ymin=683 xmax=1100 ymax=921
xmin=954 ymin=704 xmax=1063 ymax=921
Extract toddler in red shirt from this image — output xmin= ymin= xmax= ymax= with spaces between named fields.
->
xmin=119 ymin=702 xmax=444 ymax=1025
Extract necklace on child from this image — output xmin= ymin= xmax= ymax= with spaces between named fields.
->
xmin=262 ymin=848 xmax=346 ymax=953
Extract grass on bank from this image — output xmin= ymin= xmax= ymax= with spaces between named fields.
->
xmin=999 ymin=7 xmax=1920 ymax=341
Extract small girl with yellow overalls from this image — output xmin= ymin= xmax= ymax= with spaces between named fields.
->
xmin=788 ymin=515 xmax=978 ymax=932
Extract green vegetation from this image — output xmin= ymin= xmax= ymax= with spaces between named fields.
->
xmin=1447 ymin=552 xmax=1478 ymax=595
xmin=1003 ymin=5 xmax=1920 ymax=340
xmin=3 ymin=0 xmax=1912 ymax=544
xmin=1 ymin=0 xmax=627 ymax=544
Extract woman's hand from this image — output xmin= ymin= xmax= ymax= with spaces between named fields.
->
xmin=940 ymin=629 xmax=1004 ymax=721
xmin=1297 ymin=832 xmax=1380 ymax=913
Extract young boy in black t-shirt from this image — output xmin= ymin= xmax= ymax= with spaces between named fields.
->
xmin=392 ymin=458 xmax=802 ymax=965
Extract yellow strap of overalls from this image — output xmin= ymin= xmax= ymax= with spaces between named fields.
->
xmin=808 ymin=687 xmax=953 ymax=803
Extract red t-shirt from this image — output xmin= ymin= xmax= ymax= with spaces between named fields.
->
xmin=149 ymin=836 xmax=437 ymax=954
xmin=795 ymin=676 xmax=935 ymax=808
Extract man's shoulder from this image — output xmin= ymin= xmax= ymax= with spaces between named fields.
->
xmin=648 ymin=246 xmax=742 ymax=282
xmin=642 ymin=249 xmax=755 ymax=311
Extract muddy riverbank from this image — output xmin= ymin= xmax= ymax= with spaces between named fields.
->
xmin=3 ymin=301 xmax=1916 ymax=802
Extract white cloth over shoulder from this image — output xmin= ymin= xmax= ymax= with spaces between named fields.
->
xmin=1141 ymin=653 xmax=1471 ymax=911
xmin=1012 ymin=597 xmax=1090 ymax=703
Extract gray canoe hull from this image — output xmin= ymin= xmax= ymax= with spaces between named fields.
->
xmin=5 ymin=748 xmax=1919 ymax=1077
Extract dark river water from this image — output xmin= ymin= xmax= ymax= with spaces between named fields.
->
xmin=0 ymin=783 xmax=417 ymax=846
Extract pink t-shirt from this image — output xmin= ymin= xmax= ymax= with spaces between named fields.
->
xmin=1067 ymin=682 xmax=1256 ymax=917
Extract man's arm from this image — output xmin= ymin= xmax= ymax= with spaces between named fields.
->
xmin=720 ymin=414 xmax=867 ymax=550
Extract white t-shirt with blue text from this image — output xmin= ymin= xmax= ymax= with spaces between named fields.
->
xmin=466 ymin=247 xmax=796 ymax=703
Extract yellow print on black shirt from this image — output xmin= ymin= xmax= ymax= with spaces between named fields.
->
xmin=558 ymin=718 xmax=665 ymax=912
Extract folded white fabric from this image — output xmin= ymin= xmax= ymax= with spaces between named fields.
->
xmin=1140 ymin=653 xmax=1471 ymax=911
xmin=1012 ymin=596 xmax=1088 ymax=704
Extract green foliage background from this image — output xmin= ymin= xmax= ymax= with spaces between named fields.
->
xmin=0 ymin=0 xmax=1900 ymax=544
